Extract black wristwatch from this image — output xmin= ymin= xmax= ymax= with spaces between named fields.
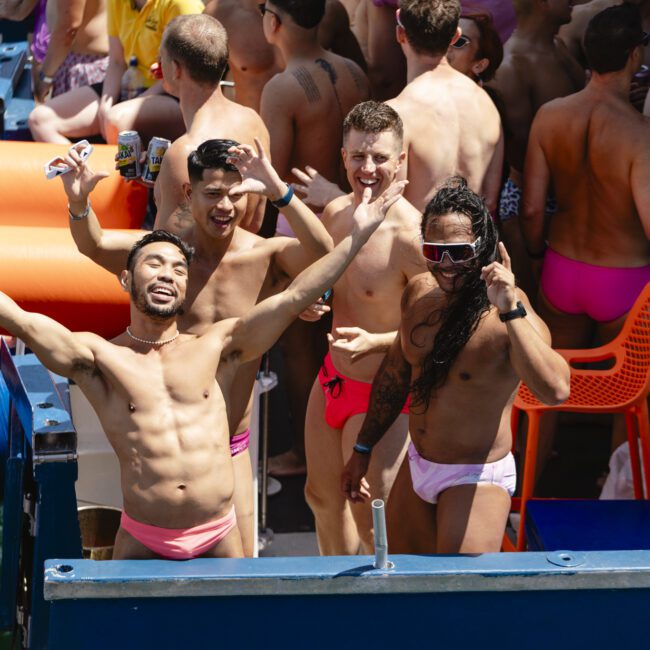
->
xmin=499 ymin=301 xmax=527 ymax=322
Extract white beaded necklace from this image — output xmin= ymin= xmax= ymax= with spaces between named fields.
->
xmin=126 ymin=326 xmax=179 ymax=346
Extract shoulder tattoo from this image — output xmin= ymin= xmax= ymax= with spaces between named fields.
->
xmin=292 ymin=66 xmax=321 ymax=103
xmin=344 ymin=59 xmax=367 ymax=93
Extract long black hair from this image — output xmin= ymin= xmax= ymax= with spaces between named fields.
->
xmin=410 ymin=177 xmax=498 ymax=411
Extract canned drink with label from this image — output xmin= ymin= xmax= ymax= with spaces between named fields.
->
xmin=142 ymin=136 xmax=171 ymax=183
xmin=117 ymin=130 xmax=142 ymax=179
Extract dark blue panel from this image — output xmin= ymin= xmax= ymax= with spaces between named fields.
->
xmin=47 ymin=590 xmax=650 ymax=650
xmin=526 ymin=499 xmax=650 ymax=551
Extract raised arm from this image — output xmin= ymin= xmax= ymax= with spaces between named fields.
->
xmin=481 ymin=242 xmax=570 ymax=405
xmin=226 ymin=139 xmax=334 ymax=277
xmin=0 ymin=292 xmax=97 ymax=381
xmin=221 ymin=182 xmax=407 ymax=364
xmin=59 ymin=145 xmax=143 ymax=275
xmin=341 ymin=331 xmax=412 ymax=502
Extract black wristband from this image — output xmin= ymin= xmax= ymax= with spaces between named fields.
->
xmin=499 ymin=300 xmax=527 ymax=322
xmin=270 ymin=183 xmax=294 ymax=208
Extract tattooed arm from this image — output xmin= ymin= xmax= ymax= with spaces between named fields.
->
xmin=341 ymin=332 xmax=412 ymax=503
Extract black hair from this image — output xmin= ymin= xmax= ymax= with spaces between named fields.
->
xmin=187 ymin=139 xmax=240 ymax=184
xmin=126 ymin=230 xmax=194 ymax=273
xmin=410 ymin=177 xmax=498 ymax=410
xmin=269 ymin=0 xmax=326 ymax=29
xmin=585 ymin=3 xmax=644 ymax=74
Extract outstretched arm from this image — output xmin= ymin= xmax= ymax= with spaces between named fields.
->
xmin=341 ymin=332 xmax=412 ymax=503
xmin=481 ymin=242 xmax=570 ymax=405
xmin=222 ymin=182 xmax=407 ymax=364
xmin=0 ymin=292 xmax=97 ymax=380
xmin=59 ymin=145 xmax=143 ymax=275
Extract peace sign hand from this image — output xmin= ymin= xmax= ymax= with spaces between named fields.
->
xmin=480 ymin=242 xmax=518 ymax=313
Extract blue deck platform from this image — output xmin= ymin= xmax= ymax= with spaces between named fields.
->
xmin=2 ymin=344 xmax=650 ymax=649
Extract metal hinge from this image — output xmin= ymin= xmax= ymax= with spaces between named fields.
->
xmin=33 ymin=451 xmax=77 ymax=465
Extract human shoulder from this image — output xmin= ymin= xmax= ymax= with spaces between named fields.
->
xmin=321 ymin=192 xmax=354 ymax=229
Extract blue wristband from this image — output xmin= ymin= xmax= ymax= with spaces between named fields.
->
xmin=271 ymin=183 xmax=294 ymax=208
xmin=353 ymin=442 xmax=372 ymax=454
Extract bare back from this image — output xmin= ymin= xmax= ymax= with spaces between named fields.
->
xmin=400 ymin=275 xmax=518 ymax=464
xmin=388 ymin=67 xmax=503 ymax=212
xmin=261 ymin=49 xmax=369 ymax=183
xmin=154 ymin=101 xmax=270 ymax=232
xmin=323 ymin=194 xmax=425 ymax=381
xmin=491 ymin=35 xmax=585 ymax=172
xmin=203 ymin=0 xmax=283 ymax=111
xmin=532 ymin=89 xmax=650 ymax=266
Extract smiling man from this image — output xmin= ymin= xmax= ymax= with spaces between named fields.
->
xmin=0 ymin=165 xmax=402 ymax=559
xmin=341 ymin=178 xmax=570 ymax=554
xmin=303 ymin=100 xmax=427 ymax=555
xmin=63 ymin=138 xmax=333 ymax=556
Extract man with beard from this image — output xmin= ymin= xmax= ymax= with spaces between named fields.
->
xmin=341 ymin=178 xmax=569 ymax=554
xmin=63 ymin=137 xmax=333 ymax=557
xmin=0 ymin=160 xmax=404 ymax=560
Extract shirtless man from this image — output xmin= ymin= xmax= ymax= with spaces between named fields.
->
xmin=341 ymin=178 xmax=569 ymax=554
xmin=489 ymin=0 xmax=584 ymax=294
xmin=522 ymin=2 xmax=650 ymax=349
xmin=387 ymin=0 xmax=504 ymax=215
xmin=0 ymin=167 xmax=402 ymax=561
xmin=32 ymin=0 xmax=108 ymax=103
xmin=258 ymin=0 xmax=370 ymax=477
xmin=153 ymin=14 xmax=270 ymax=234
xmin=203 ymin=0 xmax=365 ymax=112
xmin=64 ymin=138 xmax=333 ymax=556
xmin=304 ymin=101 xmax=427 ymax=555
xmin=260 ymin=0 xmax=369 ymax=190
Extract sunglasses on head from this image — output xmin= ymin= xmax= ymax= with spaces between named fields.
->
xmin=422 ymin=237 xmax=482 ymax=264
xmin=451 ymin=35 xmax=472 ymax=49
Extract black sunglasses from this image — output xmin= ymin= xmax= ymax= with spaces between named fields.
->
xmin=451 ymin=35 xmax=472 ymax=49
xmin=258 ymin=3 xmax=282 ymax=23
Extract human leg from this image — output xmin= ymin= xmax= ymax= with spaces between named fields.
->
xmin=304 ymin=377 xmax=360 ymax=555
xmin=113 ymin=526 xmax=160 ymax=560
xmin=436 ymin=483 xmax=511 ymax=553
xmin=28 ymin=85 xmax=101 ymax=144
xmin=342 ymin=412 xmax=409 ymax=553
xmin=270 ymin=315 xmax=330 ymax=476
xmin=231 ymin=447 xmax=255 ymax=557
xmin=102 ymin=94 xmax=186 ymax=145
xmin=386 ymin=455 xmax=437 ymax=554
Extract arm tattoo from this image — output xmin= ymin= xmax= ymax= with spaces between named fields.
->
xmin=292 ymin=66 xmax=321 ymax=103
xmin=171 ymin=202 xmax=194 ymax=231
xmin=344 ymin=59 xmax=367 ymax=94
xmin=357 ymin=352 xmax=411 ymax=448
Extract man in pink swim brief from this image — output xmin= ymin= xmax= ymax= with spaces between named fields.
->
xmin=342 ymin=178 xmax=569 ymax=554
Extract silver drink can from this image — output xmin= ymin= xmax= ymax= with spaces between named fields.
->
xmin=117 ymin=130 xmax=142 ymax=179
xmin=141 ymin=136 xmax=171 ymax=183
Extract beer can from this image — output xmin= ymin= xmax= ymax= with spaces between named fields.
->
xmin=142 ymin=136 xmax=171 ymax=183
xmin=117 ymin=130 xmax=142 ymax=179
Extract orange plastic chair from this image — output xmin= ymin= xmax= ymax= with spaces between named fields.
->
xmin=504 ymin=282 xmax=650 ymax=552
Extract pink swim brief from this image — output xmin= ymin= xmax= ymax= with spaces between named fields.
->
xmin=230 ymin=429 xmax=250 ymax=457
xmin=120 ymin=505 xmax=237 ymax=559
xmin=318 ymin=352 xmax=410 ymax=430
xmin=407 ymin=443 xmax=516 ymax=504
xmin=541 ymin=247 xmax=650 ymax=323
xmin=372 ymin=0 xmax=399 ymax=6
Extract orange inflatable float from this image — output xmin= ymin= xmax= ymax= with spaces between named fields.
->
xmin=0 ymin=142 xmax=147 ymax=338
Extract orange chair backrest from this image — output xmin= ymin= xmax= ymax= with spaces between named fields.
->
xmin=617 ymin=282 xmax=650 ymax=394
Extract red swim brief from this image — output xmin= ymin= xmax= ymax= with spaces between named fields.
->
xmin=318 ymin=352 xmax=410 ymax=430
